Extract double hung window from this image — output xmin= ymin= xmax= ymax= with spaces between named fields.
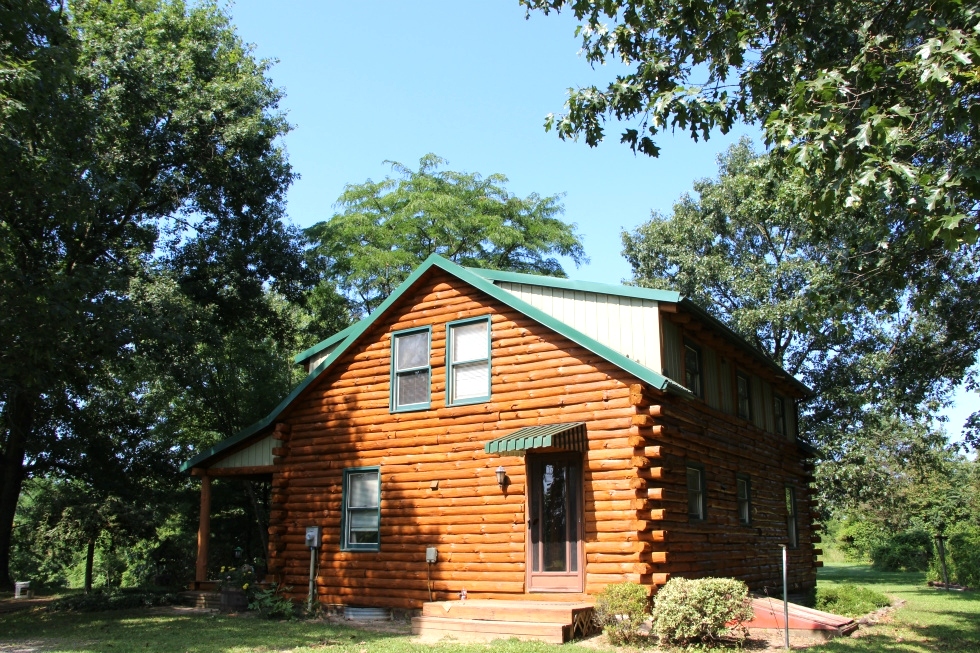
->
xmin=342 ymin=467 xmax=380 ymax=550
xmin=773 ymin=394 xmax=787 ymax=436
xmin=736 ymin=371 xmax=752 ymax=420
xmin=391 ymin=328 xmax=430 ymax=411
xmin=684 ymin=341 xmax=703 ymax=398
xmin=736 ymin=475 xmax=752 ymax=526
xmin=447 ymin=317 xmax=491 ymax=405
xmin=686 ymin=465 xmax=707 ymax=521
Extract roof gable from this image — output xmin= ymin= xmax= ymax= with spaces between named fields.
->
xmin=182 ymin=254 xmax=813 ymax=471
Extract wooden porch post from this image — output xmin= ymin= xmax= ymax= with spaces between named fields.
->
xmin=196 ymin=473 xmax=211 ymax=584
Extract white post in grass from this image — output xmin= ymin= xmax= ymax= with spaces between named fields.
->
xmin=782 ymin=544 xmax=790 ymax=650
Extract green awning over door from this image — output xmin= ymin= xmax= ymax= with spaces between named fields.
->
xmin=484 ymin=422 xmax=588 ymax=454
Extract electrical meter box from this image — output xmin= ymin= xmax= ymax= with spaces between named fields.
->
xmin=305 ymin=526 xmax=321 ymax=548
xmin=425 ymin=547 xmax=438 ymax=563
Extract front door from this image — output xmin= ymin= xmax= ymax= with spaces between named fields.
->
xmin=526 ymin=453 xmax=584 ymax=592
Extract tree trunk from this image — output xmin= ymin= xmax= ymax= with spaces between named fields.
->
xmin=84 ymin=535 xmax=96 ymax=593
xmin=0 ymin=392 xmax=35 ymax=590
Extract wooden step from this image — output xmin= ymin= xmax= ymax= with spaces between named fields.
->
xmin=421 ymin=599 xmax=592 ymax=624
xmin=412 ymin=616 xmax=569 ymax=644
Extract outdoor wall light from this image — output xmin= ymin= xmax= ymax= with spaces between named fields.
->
xmin=495 ymin=466 xmax=507 ymax=489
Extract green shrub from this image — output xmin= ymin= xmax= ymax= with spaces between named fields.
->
xmin=930 ymin=524 xmax=980 ymax=587
xmin=871 ymin=529 xmax=932 ymax=571
xmin=593 ymin=581 xmax=650 ymax=644
xmin=47 ymin=588 xmax=180 ymax=612
xmin=835 ymin=520 xmax=886 ymax=562
xmin=249 ymin=586 xmax=295 ymax=620
xmin=815 ymin=583 xmax=890 ymax=617
xmin=651 ymin=577 xmax=754 ymax=645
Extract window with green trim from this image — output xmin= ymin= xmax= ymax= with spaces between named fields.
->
xmin=736 ymin=371 xmax=752 ymax=420
xmin=342 ymin=467 xmax=380 ymax=551
xmin=686 ymin=465 xmax=707 ymax=521
xmin=736 ymin=474 xmax=752 ymax=526
xmin=447 ymin=317 xmax=491 ymax=405
xmin=391 ymin=327 xmax=430 ymax=411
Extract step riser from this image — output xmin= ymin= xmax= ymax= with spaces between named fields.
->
xmin=413 ymin=617 xmax=568 ymax=644
xmin=421 ymin=605 xmax=576 ymax=623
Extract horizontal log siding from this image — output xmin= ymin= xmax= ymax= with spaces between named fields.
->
xmin=267 ymin=270 xmax=649 ymax=609
xmin=640 ymin=384 xmax=817 ymax=594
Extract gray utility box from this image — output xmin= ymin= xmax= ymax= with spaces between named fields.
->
xmin=14 ymin=581 xmax=31 ymax=599
xmin=305 ymin=526 xmax=322 ymax=548
xmin=425 ymin=547 xmax=438 ymax=563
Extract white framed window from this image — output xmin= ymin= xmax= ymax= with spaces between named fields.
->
xmin=447 ymin=317 xmax=491 ymax=405
xmin=342 ymin=467 xmax=380 ymax=551
xmin=390 ymin=327 xmax=430 ymax=411
xmin=687 ymin=465 xmax=707 ymax=521
xmin=684 ymin=341 xmax=703 ymax=398
xmin=736 ymin=371 xmax=752 ymax=420
xmin=737 ymin=474 xmax=752 ymax=526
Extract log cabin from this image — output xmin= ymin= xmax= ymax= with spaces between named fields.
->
xmin=181 ymin=254 xmax=819 ymax=612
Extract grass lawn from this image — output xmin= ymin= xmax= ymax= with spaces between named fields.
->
xmin=0 ymin=564 xmax=976 ymax=652
xmin=808 ymin=563 xmax=980 ymax=653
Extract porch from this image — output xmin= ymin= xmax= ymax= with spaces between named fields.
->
xmin=412 ymin=598 xmax=596 ymax=644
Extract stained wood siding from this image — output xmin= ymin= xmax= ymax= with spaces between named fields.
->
xmin=635 ymin=384 xmax=818 ymax=594
xmin=212 ymin=435 xmax=274 ymax=469
xmin=494 ymin=281 xmax=662 ymax=373
xmin=267 ymin=270 xmax=652 ymax=609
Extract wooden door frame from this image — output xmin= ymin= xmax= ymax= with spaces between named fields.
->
xmin=524 ymin=451 xmax=585 ymax=593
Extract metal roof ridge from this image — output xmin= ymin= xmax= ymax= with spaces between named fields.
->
xmin=467 ymin=267 xmax=682 ymax=304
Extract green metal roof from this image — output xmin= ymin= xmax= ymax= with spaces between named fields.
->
xmin=293 ymin=322 xmax=361 ymax=365
xmin=484 ymin=422 xmax=588 ymax=454
xmin=187 ymin=254 xmax=822 ymax=472
xmin=470 ymin=268 xmax=681 ymax=303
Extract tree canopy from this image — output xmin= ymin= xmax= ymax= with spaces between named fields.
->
xmin=523 ymin=0 xmax=980 ymax=247
xmin=0 ymin=0 xmax=308 ymax=587
xmin=306 ymin=154 xmax=587 ymax=316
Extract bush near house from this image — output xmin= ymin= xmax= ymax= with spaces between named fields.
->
xmin=592 ymin=581 xmax=650 ymax=644
xmin=650 ymin=577 xmax=754 ymax=645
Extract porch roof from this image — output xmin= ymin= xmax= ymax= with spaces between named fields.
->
xmin=484 ymin=422 xmax=588 ymax=454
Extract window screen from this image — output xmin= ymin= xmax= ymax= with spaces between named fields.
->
xmin=448 ymin=318 xmax=490 ymax=404
xmin=392 ymin=329 xmax=430 ymax=410
xmin=344 ymin=468 xmax=380 ymax=550
xmin=687 ymin=466 xmax=706 ymax=521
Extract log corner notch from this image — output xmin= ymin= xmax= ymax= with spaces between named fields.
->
xmin=194 ymin=472 xmax=211 ymax=586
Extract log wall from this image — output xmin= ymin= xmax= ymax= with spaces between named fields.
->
xmin=267 ymin=270 xmax=650 ymax=609
xmin=265 ymin=268 xmax=817 ymax=609
xmin=633 ymin=382 xmax=819 ymax=594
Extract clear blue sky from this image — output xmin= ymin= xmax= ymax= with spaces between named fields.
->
xmin=226 ymin=0 xmax=975 ymax=437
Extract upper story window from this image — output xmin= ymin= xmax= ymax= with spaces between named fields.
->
xmin=683 ymin=341 xmax=703 ymax=398
xmin=447 ymin=317 xmax=491 ymax=405
xmin=686 ymin=465 xmax=707 ymax=521
xmin=391 ymin=327 xmax=430 ymax=411
xmin=773 ymin=394 xmax=787 ymax=436
xmin=736 ymin=371 xmax=752 ymax=420
xmin=342 ymin=467 xmax=380 ymax=551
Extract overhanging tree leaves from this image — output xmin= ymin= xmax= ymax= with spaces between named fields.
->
xmin=306 ymin=154 xmax=588 ymax=316
xmin=0 ymin=0 xmax=302 ymax=587
xmin=523 ymin=0 xmax=980 ymax=246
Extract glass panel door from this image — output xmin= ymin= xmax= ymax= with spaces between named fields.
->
xmin=527 ymin=454 xmax=583 ymax=592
